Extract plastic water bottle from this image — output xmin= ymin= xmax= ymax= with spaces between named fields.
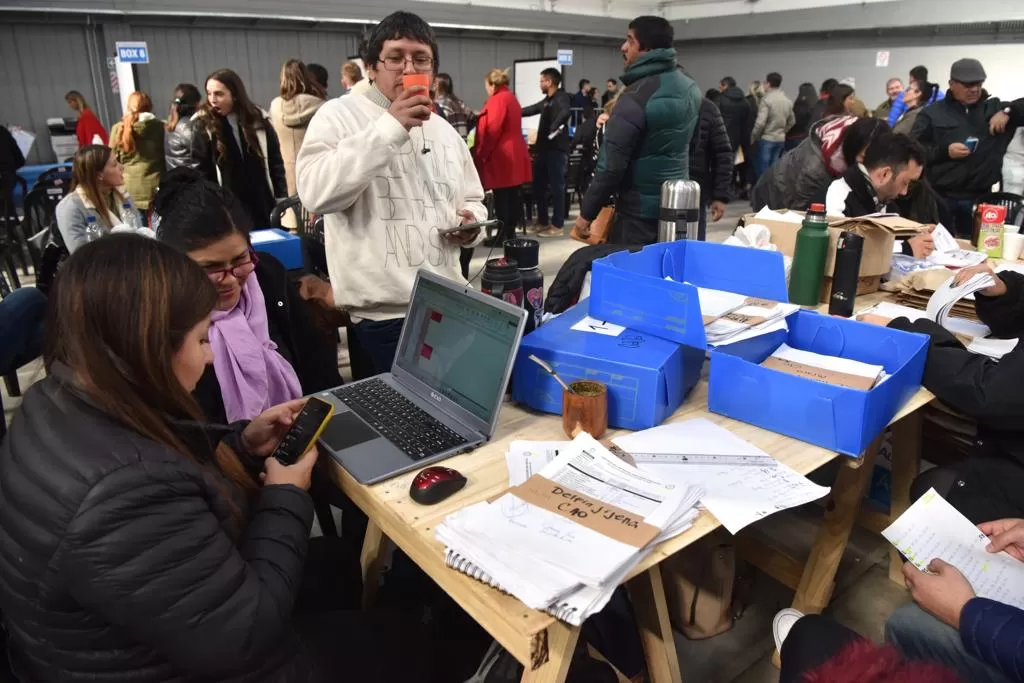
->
xmin=83 ymin=214 xmax=103 ymax=243
xmin=120 ymin=202 xmax=141 ymax=231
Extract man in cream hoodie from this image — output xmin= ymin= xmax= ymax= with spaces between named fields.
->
xmin=297 ymin=11 xmax=486 ymax=379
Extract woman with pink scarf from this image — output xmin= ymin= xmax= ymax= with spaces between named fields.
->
xmin=151 ymin=168 xmax=342 ymax=424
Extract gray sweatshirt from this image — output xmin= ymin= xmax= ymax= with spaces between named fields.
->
xmin=55 ymin=190 xmax=141 ymax=254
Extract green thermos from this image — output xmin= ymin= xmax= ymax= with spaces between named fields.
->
xmin=788 ymin=203 xmax=830 ymax=306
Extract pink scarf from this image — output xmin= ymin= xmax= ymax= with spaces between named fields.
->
xmin=817 ymin=115 xmax=858 ymax=177
xmin=208 ymin=272 xmax=302 ymax=422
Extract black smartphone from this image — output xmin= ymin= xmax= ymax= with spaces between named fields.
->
xmin=270 ymin=397 xmax=335 ymax=465
xmin=438 ymin=219 xmax=499 ymax=236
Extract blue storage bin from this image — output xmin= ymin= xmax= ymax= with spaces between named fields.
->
xmin=589 ymin=240 xmax=789 ymax=346
xmin=707 ymin=310 xmax=928 ymax=457
xmin=512 ymin=303 xmax=704 ymax=431
xmin=251 ymin=228 xmax=304 ymax=271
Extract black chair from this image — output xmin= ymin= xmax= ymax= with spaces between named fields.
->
xmin=565 ymin=152 xmax=585 ymax=212
xmin=269 ymin=195 xmax=306 ymax=231
xmin=0 ymin=257 xmax=24 ymax=442
xmin=973 ymin=192 xmax=1024 ymax=228
xmin=20 ymin=185 xmax=65 ymax=273
xmin=34 ymin=167 xmax=73 ymax=190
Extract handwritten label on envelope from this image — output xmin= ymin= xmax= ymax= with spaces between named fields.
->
xmin=510 ymin=475 xmax=660 ymax=547
xmin=761 ymin=356 xmax=877 ymax=391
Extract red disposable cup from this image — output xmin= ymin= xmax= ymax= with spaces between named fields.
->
xmin=403 ymin=73 xmax=432 ymax=100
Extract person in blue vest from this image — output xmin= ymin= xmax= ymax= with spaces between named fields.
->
xmin=888 ymin=65 xmax=944 ymax=128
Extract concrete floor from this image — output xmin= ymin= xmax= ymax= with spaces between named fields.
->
xmin=1 ymin=201 xmax=913 ymax=682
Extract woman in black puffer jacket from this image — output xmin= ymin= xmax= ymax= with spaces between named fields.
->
xmin=0 ymin=235 xmax=424 ymax=682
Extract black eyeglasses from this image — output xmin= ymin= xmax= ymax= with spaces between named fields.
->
xmin=379 ymin=55 xmax=434 ymax=73
xmin=204 ymin=249 xmax=259 ymax=284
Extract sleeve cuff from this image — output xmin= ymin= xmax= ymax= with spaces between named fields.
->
xmin=375 ymin=112 xmax=411 ymax=148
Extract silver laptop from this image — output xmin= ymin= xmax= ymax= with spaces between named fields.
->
xmin=316 ymin=270 xmax=528 ymax=484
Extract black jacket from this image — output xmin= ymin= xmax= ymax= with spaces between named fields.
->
xmin=889 ymin=271 xmax=1024 ymax=468
xmin=0 ymin=125 xmax=25 ymax=179
xmin=544 ymin=243 xmax=640 ymax=314
xmin=910 ymin=93 xmax=1024 ymax=197
xmin=0 ymin=364 xmax=316 ymax=682
xmin=522 ymin=90 xmax=572 ymax=153
xmin=689 ymin=98 xmax=733 ymax=205
xmin=718 ymin=86 xmax=750 ymax=152
xmin=194 ymin=253 xmax=342 ymax=424
xmin=172 ymin=112 xmax=287 ymax=226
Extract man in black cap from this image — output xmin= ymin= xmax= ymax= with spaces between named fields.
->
xmin=910 ymin=58 xmax=1024 ymax=237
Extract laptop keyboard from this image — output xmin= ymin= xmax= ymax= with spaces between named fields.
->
xmin=332 ymin=379 xmax=468 ymax=460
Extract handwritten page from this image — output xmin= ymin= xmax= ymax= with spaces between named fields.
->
xmin=506 ymin=441 xmax=567 ymax=487
xmin=883 ymin=489 xmax=1024 ymax=610
xmin=615 ymin=418 xmax=831 ymax=533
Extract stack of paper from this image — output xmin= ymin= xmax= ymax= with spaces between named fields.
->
xmin=923 ymin=224 xmax=988 ymax=268
xmin=760 ymin=343 xmax=885 ymax=390
xmin=883 ymin=489 xmax=1024 ymax=610
xmin=696 ymin=286 xmax=800 ymax=346
xmin=438 ymin=433 xmax=702 ymax=625
xmin=615 ymin=419 xmax=831 ymax=534
xmin=966 ymin=337 xmax=1019 ymax=360
xmin=857 ymin=301 xmax=990 ymax=339
xmin=926 ymin=271 xmax=997 ymax=327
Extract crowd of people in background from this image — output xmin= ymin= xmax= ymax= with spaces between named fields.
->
xmin=1 ymin=7 xmax=1024 ymax=681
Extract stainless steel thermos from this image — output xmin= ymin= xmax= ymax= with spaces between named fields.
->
xmin=658 ymin=180 xmax=702 ymax=242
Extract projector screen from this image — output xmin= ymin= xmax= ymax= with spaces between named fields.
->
xmin=513 ymin=58 xmax=562 ymax=135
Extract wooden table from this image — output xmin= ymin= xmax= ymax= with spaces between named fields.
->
xmin=330 ymin=368 xmax=932 ymax=682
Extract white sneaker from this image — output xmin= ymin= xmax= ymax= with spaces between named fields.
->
xmin=538 ymin=226 xmax=564 ymax=238
xmin=772 ymin=608 xmax=805 ymax=653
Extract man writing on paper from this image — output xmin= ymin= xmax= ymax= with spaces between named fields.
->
xmin=296 ymin=11 xmax=486 ymax=379
xmin=824 ymin=132 xmax=934 ymax=259
xmin=574 ymin=15 xmax=700 ymax=246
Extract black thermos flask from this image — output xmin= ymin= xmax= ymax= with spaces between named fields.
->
xmin=828 ymin=231 xmax=864 ymax=318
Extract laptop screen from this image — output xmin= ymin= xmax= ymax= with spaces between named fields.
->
xmin=395 ymin=276 xmax=523 ymax=423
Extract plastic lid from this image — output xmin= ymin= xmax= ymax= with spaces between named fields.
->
xmin=503 ymin=239 xmax=540 ymax=269
xmin=809 ymin=203 xmax=826 ymax=213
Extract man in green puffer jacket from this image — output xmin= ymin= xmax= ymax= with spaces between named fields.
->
xmin=575 ymin=15 xmax=700 ymax=246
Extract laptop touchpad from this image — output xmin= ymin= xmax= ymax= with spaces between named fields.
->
xmin=321 ymin=412 xmax=381 ymax=451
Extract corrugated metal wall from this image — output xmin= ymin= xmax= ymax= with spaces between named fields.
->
xmin=0 ymin=21 xmax=105 ymax=164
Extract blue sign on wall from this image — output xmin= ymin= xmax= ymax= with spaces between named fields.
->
xmin=116 ymin=41 xmax=149 ymax=64
xmin=557 ymin=49 xmax=573 ymax=66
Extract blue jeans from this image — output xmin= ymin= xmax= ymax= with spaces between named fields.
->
xmin=756 ymin=140 xmax=785 ymax=178
xmin=885 ymin=603 xmax=1011 ymax=683
xmin=347 ymin=318 xmax=404 ymax=381
xmin=533 ymin=150 xmax=568 ymax=228
xmin=0 ymin=288 xmax=46 ymax=373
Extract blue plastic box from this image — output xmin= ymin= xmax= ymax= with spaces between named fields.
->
xmin=707 ymin=310 xmax=928 ymax=457
xmin=589 ymin=240 xmax=790 ymax=346
xmin=251 ymin=228 xmax=304 ymax=270
xmin=512 ymin=303 xmax=705 ymax=431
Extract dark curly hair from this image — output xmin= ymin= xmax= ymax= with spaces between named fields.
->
xmin=152 ymin=167 xmax=252 ymax=252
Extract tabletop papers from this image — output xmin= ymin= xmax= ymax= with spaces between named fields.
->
xmin=615 ymin=418 xmax=830 ymax=534
xmin=440 ymin=432 xmax=702 ymax=625
xmin=925 ymin=224 xmax=988 ymax=268
xmin=696 ymin=286 xmax=799 ymax=346
xmin=883 ymin=488 xmax=1024 ymax=610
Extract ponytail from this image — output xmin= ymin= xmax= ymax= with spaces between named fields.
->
xmin=115 ymin=92 xmax=153 ymax=154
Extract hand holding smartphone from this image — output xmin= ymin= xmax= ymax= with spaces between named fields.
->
xmin=438 ymin=219 xmax=499 ymax=236
xmin=269 ymin=397 xmax=334 ymax=465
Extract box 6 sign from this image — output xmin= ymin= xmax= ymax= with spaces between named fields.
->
xmin=116 ymin=42 xmax=149 ymax=64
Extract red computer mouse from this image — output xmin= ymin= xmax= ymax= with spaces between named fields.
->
xmin=409 ymin=466 xmax=467 ymax=505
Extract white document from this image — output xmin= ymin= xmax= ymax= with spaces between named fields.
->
xmin=754 ymin=206 xmax=804 ymax=224
xmin=250 ymin=230 xmax=285 ymax=244
xmin=967 ymin=337 xmax=1019 ymax=360
xmin=696 ymin=286 xmax=749 ymax=320
xmin=711 ymin=317 xmax=789 ymax=347
xmin=997 ymin=263 xmax=1024 ymax=277
xmin=883 ymin=489 xmax=1024 ymax=610
xmin=925 ymin=272 xmax=996 ymax=326
xmin=857 ymin=302 xmax=991 ymax=340
xmin=506 ymin=441 xmax=567 ymax=487
xmin=11 ymin=128 xmax=35 ymax=158
xmin=769 ymin=343 xmax=884 ymax=383
xmin=615 ymin=419 xmax=831 ymax=533
xmin=570 ymin=316 xmax=625 ymax=337
xmin=930 ymin=223 xmax=959 ymax=253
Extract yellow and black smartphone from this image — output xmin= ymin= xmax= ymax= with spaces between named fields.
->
xmin=270 ymin=397 xmax=335 ymax=465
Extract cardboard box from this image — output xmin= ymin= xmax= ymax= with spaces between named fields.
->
xmin=744 ymin=211 xmax=915 ymax=279
xmin=251 ymin=228 xmax=304 ymax=270
xmin=707 ymin=310 xmax=928 ymax=456
xmin=512 ymin=303 xmax=705 ymax=431
xmin=589 ymin=240 xmax=790 ymax=346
